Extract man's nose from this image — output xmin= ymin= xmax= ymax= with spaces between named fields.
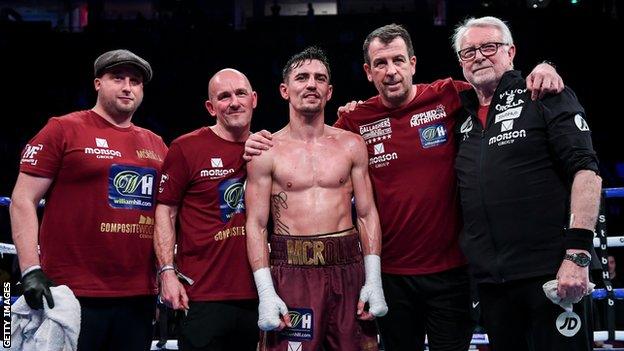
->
xmin=473 ymin=49 xmax=487 ymax=62
xmin=230 ymin=95 xmax=241 ymax=108
xmin=121 ymin=77 xmax=132 ymax=91
xmin=386 ymin=62 xmax=398 ymax=76
xmin=305 ymin=76 xmax=317 ymax=89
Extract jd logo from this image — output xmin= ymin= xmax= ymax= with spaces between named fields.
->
xmin=556 ymin=311 xmax=581 ymax=337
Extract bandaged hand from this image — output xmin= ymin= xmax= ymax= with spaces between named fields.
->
xmin=253 ymin=267 xmax=290 ymax=331
xmin=358 ymin=255 xmax=388 ymax=319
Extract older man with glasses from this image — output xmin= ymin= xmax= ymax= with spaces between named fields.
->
xmin=453 ymin=16 xmax=601 ymax=351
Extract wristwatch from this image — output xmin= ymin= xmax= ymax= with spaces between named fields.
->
xmin=564 ymin=253 xmax=591 ymax=267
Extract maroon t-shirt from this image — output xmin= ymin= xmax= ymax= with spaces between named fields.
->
xmin=335 ymin=78 xmax=471 ymax=275
xmin=477 ymin=104 xmax=489 ymax=128
xmin=157 ymin=127 xmax=256 ymax=301
xmin=19 ymin=110 xmax=168 ymax=297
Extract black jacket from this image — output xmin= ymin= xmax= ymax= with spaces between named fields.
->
xmin=455 ymin=70 xmax=598 ymax=284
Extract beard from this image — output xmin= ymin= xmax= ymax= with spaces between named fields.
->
xmin=297 ymin=99 xmax=324 ymax=116
xmin=470 ymin=72 xmax=497 ymax=87
xmin=104 ymin=96 xmax=141 ymax=117
xmin=301 ymin=104 xmax=322 ymax=114
xmin=380 ymin=84 xmax=410 ymax=106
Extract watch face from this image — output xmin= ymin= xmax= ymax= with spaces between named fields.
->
xmin=576 ymin=253 xmax=591 ymax=266
xmin=568 ymin=253 xmax=591 ymax=267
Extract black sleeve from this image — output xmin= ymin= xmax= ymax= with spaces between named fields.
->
xmin=540 ymin=87 xmax=599 ymax=181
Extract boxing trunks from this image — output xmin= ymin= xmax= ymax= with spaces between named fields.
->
xmin=260 ymin=228 xmax=379 ymax=351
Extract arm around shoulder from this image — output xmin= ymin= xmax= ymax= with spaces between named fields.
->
xmin=541 ymin=88 xmax=598 ymax=181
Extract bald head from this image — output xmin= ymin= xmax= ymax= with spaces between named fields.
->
xmin=208 ymin=68 xmax=252 ymax=100
xmin=205 ymin=68 xmax=257 ymax=138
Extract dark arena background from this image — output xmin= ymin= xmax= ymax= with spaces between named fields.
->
xmin=0 ymin=0 xmax=622 ymax=349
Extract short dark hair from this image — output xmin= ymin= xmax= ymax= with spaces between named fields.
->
xmin=362 ymin=24 xmax=414 ymax=65
xmin=282 ymin=46 xmax=331 ymax=82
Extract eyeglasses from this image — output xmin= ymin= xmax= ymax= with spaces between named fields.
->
xmin=457 ymin=42 xmax=509 ymax=61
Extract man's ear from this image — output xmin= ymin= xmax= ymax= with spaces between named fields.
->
xmin=279 ymin=82 xmax=289 ymax=100
xmin=363 ymin=63 xmax=373 ymax=83
xmin=205 ymin=100 xmax=217 ymax=117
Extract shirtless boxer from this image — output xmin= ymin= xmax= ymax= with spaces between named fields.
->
xmin=245 ymin=46 xmax=388 ymax=351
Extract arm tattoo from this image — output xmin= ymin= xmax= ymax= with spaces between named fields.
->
xmin=271 ymin=191 xmax=290 ymax=235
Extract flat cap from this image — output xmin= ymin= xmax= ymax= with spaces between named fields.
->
xmin=94 ymin=49 xmax=153 ymax=83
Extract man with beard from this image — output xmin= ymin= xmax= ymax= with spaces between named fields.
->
xmin=245 ymin=25 xmax=563 ymax=350
xmin=453 ymin=16 xmax=600 ymax=350
xmin=10 ymin=49 xmax=167 ymax=350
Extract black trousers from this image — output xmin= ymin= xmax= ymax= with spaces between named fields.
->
xmin=179 ymin=299 xmax=259 ymax=351
xmin=478 ymin=275 xmax=593 ymax=351
xmin=77 ymin=295 xmax=155 ymax=351
xmin=377 ymin=266 xmax=475 ymax=351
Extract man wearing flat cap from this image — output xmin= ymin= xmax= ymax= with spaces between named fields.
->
xmin=10 ymin=49 xmax=167 ymax=350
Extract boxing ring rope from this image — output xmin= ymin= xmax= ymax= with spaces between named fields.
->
xmin=1 ymin=188 xmax=624 ymax=350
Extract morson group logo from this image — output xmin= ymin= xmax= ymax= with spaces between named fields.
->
xmin=200 ymin=157 xmax=235 ymax=180
xmin=85 ymin=138 xmax=122 ymax=159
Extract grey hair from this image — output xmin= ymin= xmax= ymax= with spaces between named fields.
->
xmin=452 ymin=16 xmax=514 ymax=53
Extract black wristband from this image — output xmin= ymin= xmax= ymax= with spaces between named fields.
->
xmin=564 ymin=228 xmax=594 ymax=252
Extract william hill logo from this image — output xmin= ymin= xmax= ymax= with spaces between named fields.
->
xmin=108 ymin=165 xmax=156 ymax=210
xmin=288 ymin=310 xmax=312 ymax=329
xmin=113 ymin=171 xmax=154 ymax=198
xmin=280 ymin=308 xmax=313 ymax=341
